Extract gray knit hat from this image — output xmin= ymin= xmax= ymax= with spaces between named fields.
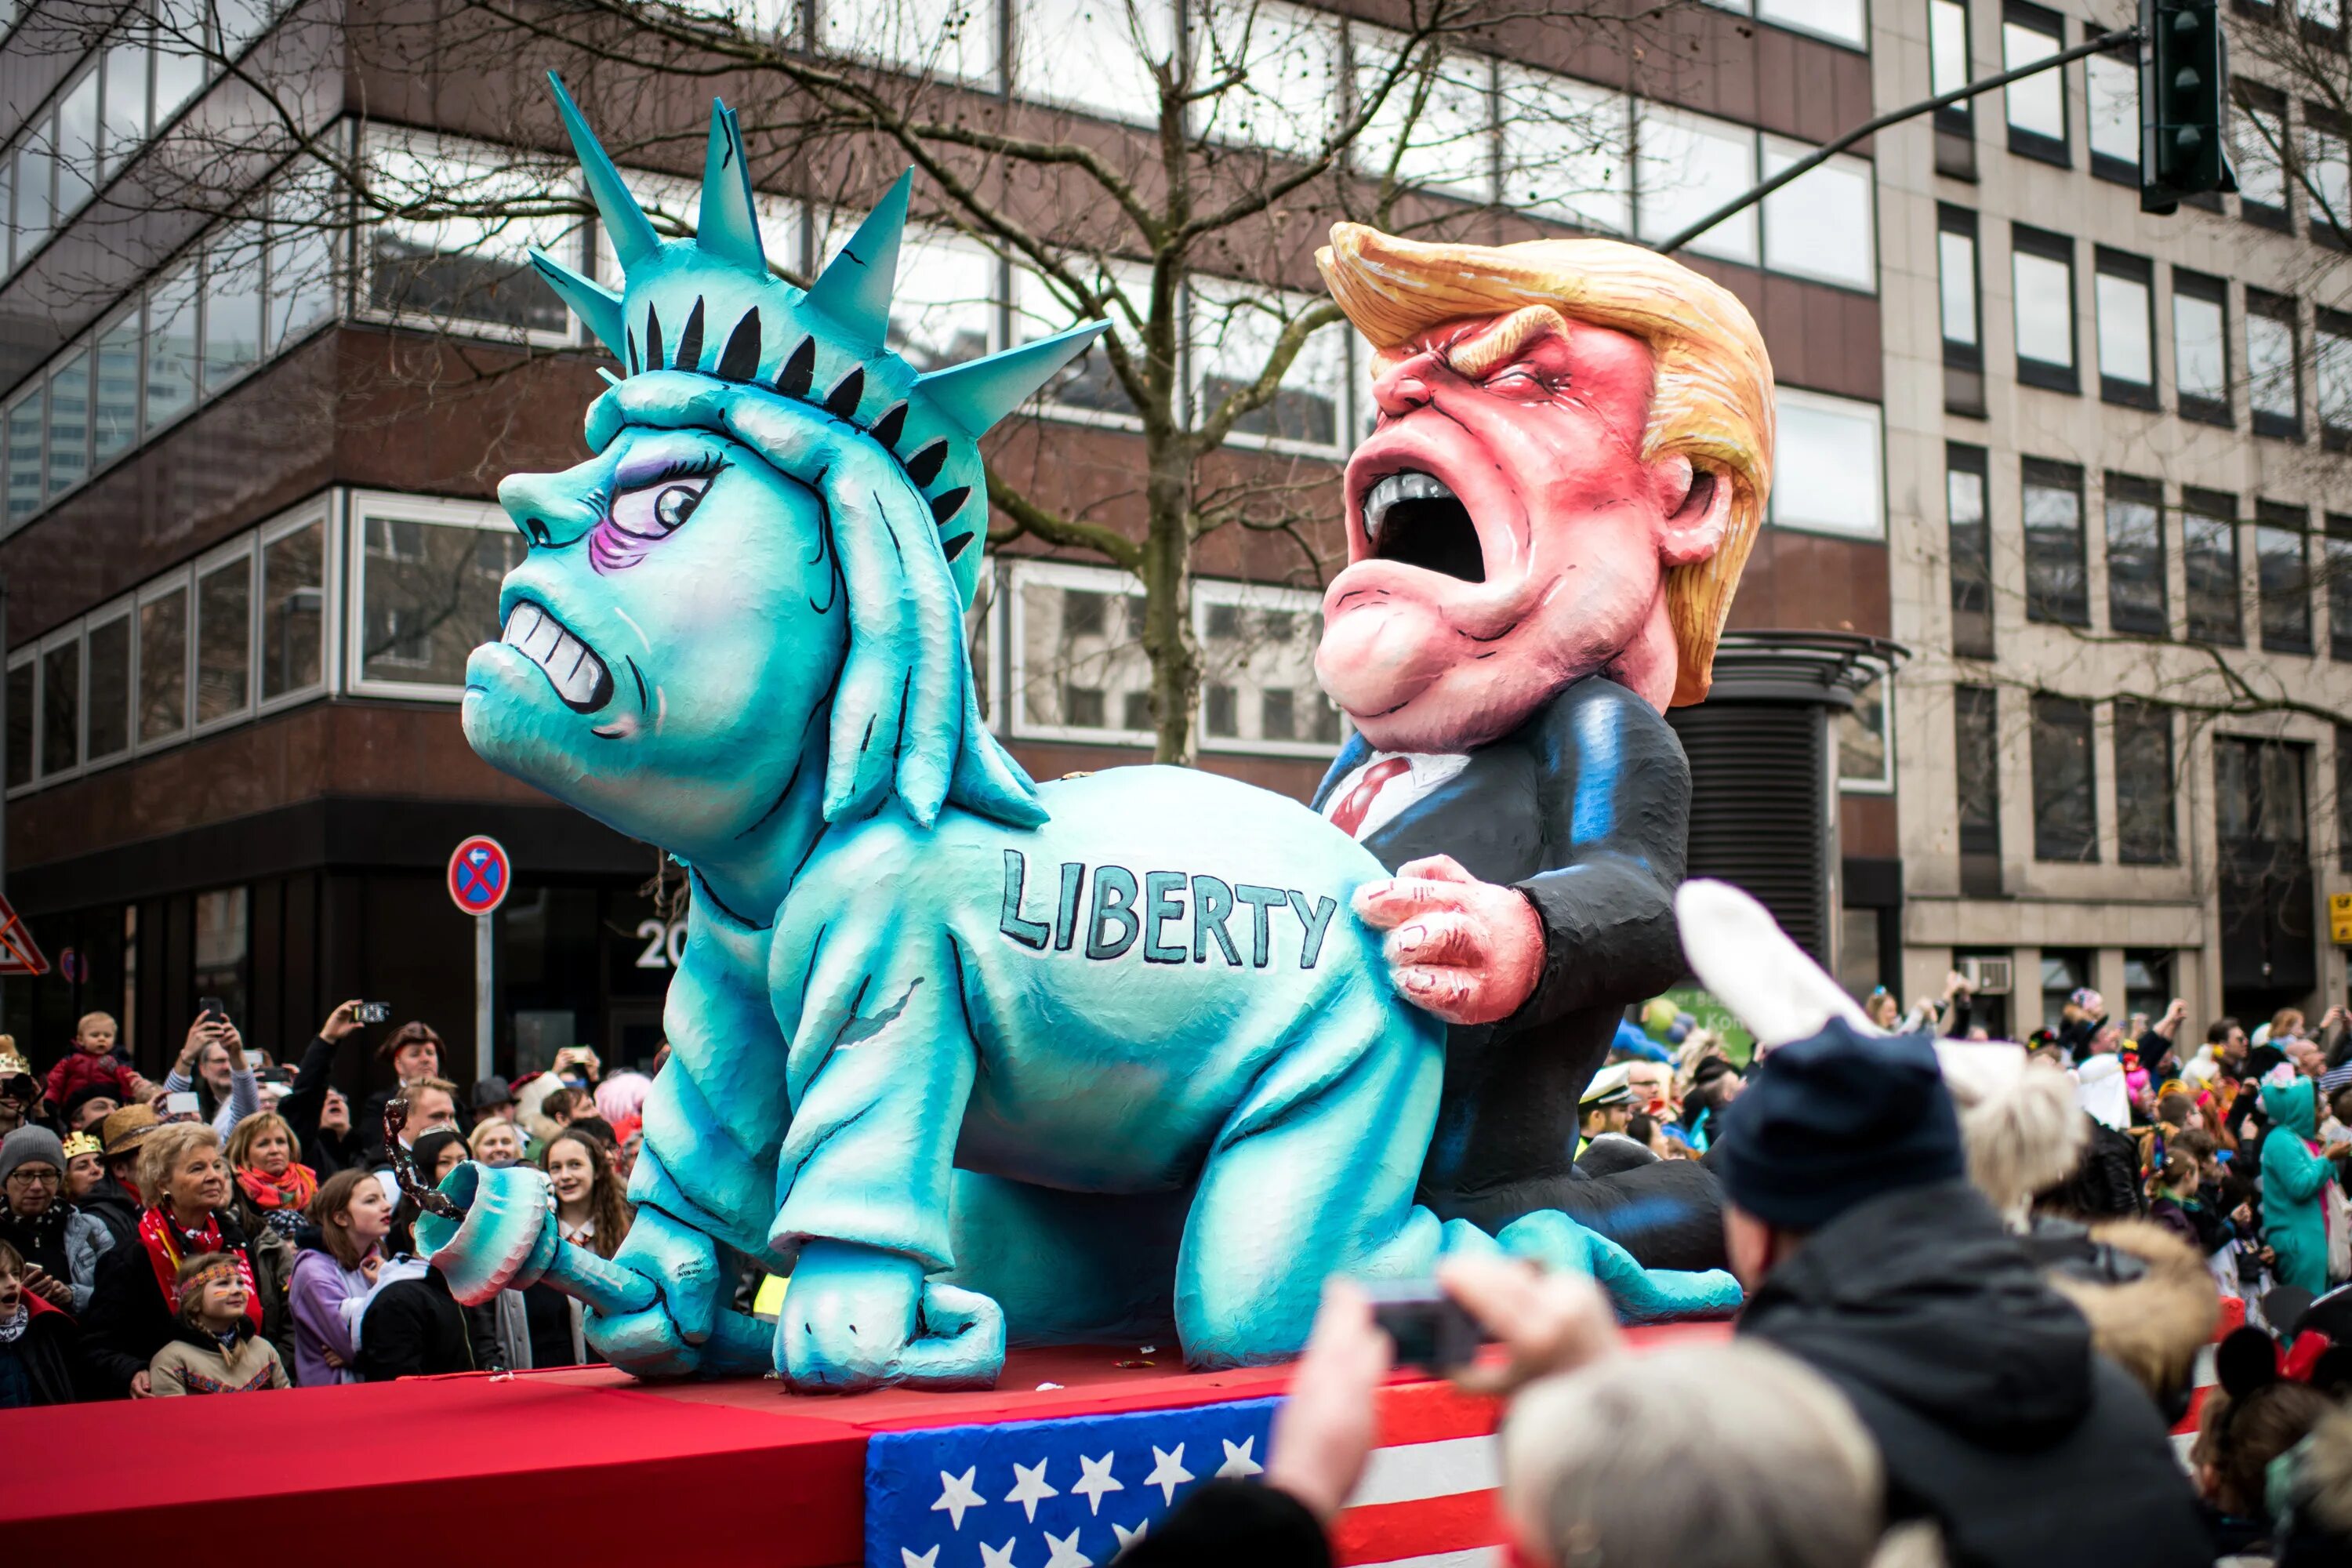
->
xmin=0 ymin=1125 xmax=67 ymax=1186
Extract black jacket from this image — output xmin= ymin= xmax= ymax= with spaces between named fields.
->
xmin=78 ymin=1207 xmax=285 ymax=1397
xmin=278 ymin=1034 xmax=361 ymax=1178
xmin=1310 ymin=677 xmax=1687 ymax=1229
xmin=0 ymin=1296 xmax=82 ymax=1406
xmin=1740 ymin=1181 xmax=2206 ymax=1568
xmin=78 ymin=1178 xmax=141 ymax=1253
xmin=356 ymin=1265 xmax=495 ymax=1380
xmin=2041 ymin=1117 xmax=2145 ymax=1220
xmin=1124 ymin=1479 xmax=1329 ymax=1568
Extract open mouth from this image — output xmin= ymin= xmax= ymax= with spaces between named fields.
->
xmin=1362 ymin=470 xmax=1485 ymax=583
xmin=500 ymin=600 xmax=614 ymax=713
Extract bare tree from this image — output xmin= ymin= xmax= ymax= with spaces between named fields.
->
xmin=4 ymin=0 xmax=1666 ymax=763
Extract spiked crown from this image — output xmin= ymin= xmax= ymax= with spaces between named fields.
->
xmin=532 ymin=74 xmax=1107 ymax=610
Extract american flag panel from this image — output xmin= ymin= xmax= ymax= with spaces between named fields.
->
xmin=865 ymin=1381 xmax=1508 ymax=1568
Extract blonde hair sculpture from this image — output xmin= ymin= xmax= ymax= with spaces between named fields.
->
xmin=1317 ymin=224 xmax=1775 ymax=707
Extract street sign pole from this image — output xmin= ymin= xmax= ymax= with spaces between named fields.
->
xmin=447 ymin=835 xmax=512 ymax=1084
xmin=476 ymin=912 xmax=495 ymax=1083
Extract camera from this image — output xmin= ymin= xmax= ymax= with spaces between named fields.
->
xmin=198 ymin=996 xmax=227 ymax=1022
xmin=356 ymin=1002 xmax=391 ymax=1025
xmin=1360 ymin=1279 xmax=1483 ymax=1374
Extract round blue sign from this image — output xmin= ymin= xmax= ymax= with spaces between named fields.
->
xmin=447 ymin=835 xmax=512 ymax=916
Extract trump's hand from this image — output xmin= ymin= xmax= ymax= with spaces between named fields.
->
xmin=1353 ymin=855 xmax=1543 ymax=1025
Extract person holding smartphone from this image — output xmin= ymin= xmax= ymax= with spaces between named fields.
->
xmin=161 ymin=1012 xmax=260 ymax=1138
xmin=276 ymin=1001 xmax=376 ymax=1181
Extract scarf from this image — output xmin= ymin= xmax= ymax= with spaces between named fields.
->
xmin=0 ymin=1303 xmax=24 ymax=1344
xmin=136 ymin=1206 xmax=263 ymax=1330
xmin=236 ymin=1163 xmax=318 ymax=1214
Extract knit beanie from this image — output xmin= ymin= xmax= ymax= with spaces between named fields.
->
xmin=1711 ymin=1018 xmax=1966 ymax=1232
xmin=0 ymin=1125 xmax=67 ymax=1187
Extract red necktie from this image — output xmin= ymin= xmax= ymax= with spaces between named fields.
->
xmin=1328 ymin=757 xmax=1411 ymax=838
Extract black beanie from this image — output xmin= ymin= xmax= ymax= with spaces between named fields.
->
xmin=1712 ymin=1018 xmax=1965 ymax=1232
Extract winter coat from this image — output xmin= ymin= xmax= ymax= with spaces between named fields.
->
xmin=148 ymin=1319 xmax=290 ymax=1395
xmin=1740 ymin=1180 xmax=2207 ymax=1568
xmin=162 ymin=1065 xmax=260 ymax=1138
xmin=2262 ymin=1076 xmax=2335 ymax=1294
xmin=42 ymin=1051 xmax=139 ymax=1109
xmin=354 ymin=1264 xmax=494 ymax=1380
xmin=2042 ymin=1117 xmax=2144 ymax=1219
xmin=78 ymin=1178 xmax=141 ymax=1252
xmin=0 ymin=1202 xmax=114 ymax=1311
xmin=0 ymin=1293 xmax=81 ymax=1406
xmin=78 ymin=1207 xmax=285 ymax=1397
xmin=276 ymin=1034 xmax=361 ymax=1179
xmin=287 ymin=1236 xmax=374 ymax=1386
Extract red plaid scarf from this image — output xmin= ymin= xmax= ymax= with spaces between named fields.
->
xmin=136 ymin=1206 xmax=263 ymax=1328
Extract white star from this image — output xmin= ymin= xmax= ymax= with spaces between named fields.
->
xmin=1005 ymin=1457 xmax=1060 ymax=1522
xmin=901 ymin=1549 xmax=938 ymax=1568
xmin=980 ymin=1541 xmax=1020 ymax=1568
xmin=933 ymin=1465 xmax=984 ymax=1531
xmin=1144 ymin=1443 xmax=1193 ymax=1504
xmin=1112 ymin=1519 xmax=1149 ymax=1552
xmin=1042 ymin=1527 xmax=1093 ymax=1568
xmin=1216 ymin=1437 xmax=1263 ymax=1479
xmin=1072 ymin=1450 xmax=1125 ymax=1515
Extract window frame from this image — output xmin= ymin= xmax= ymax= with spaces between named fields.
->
xmin=1185 ymin=275 xmax=1356 ymax=459
xmin=2319 ymin=306 xmax=2352 ymax=452
xmin=255 ymin=496 xmax=338 ymax=716
xmin=188 ymin=529 xmax=257 ymax=735
xmin=34 ymin=617 xmax=84 ymax=785
xmin=2002 ymin=2 xmax=2070 ymax=165
xmin=1947 ymin=442 xmax=1994 ymax=659
xmin=3 ymin=643 xmax=34 ymax=799
xmin=2246 ymin=289 xmax=2304 ymax=441
xmin=2256 ymin=499 xmax=2314 ymax=655
xmin=2029 ymin=691 xmax=2100 ymax=863
xmin=2085 ymin=45 xmax=2140 ymax=184
xmin=2010 ymin=223 xmax=2079 ymax=394
xmin=2182 ymin=487 xmax=2245 ymax=648
xmin=2234 ymin=84 xmax=2293 ymax=231
xmin=2305 ymin=103 xmax=2352 ymax=249
xmin=1005 ymin=556 xmax=1153 ymax=748
xmin=343 ymin=488 xmax=513 ymax=702
xmin=2329 ymin=514 xmax=2352 ymax=663
xmin=1938 ymin=204 xmax=1984 ymax=415
xmin=2103 ymin=470 xmax=2168 ymax=638
xmin=2021 ymin=456 xmax=2089 ymax=627
xmin=1766 ymin=385 xmax=1886 ymax=539
xmin=1192 ymin=576 xmax=1351 ymax=760
xmin=81 ymin=591 xmax=136 ymax=771
xmin=132 ymin=564 xmax=194 ymax=757
xmin=1931 ymin=0 xmax=1974 ymax=133
xmin=2172 ymin=268 xmax=2232 ymax=427
xmin=1837 ymin=662 xmax=1896 ymax=794
xmin=2092 ymin=247 xmax=2157 ymax=409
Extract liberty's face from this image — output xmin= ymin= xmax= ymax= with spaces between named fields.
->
xmin=465 ymin=426 xmax=849 ymax=856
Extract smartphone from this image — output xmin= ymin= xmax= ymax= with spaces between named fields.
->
xmin=355 ymin=1001 xmax=391 ymax=1025
xmin=165 ymin=1091 xmax=201 ymax=1118
xmin=198 ymin=996 xmax=227 ymax=1022
xmin=1360 ymin=1279 xmax=1483 ymax=1374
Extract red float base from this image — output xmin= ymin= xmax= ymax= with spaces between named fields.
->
xmin=3 ymin=1329 xmax=1727 ymax=1566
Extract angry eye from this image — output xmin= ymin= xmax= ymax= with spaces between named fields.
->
xmin=607 ymin=473 xmax=716 ymax=539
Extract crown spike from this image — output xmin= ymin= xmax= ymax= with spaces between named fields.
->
xmin=697 ymin=101 xmax=767 ymax=274
xmin=530 ymin=249 xmax=626 ymax=356
xmin=546 ymin=72 xmax=663 ymax=274
xmin=916 ymin=321 xmax=1111 ymax=439
xmin=805 ymin=169 xmax=913 ymax=349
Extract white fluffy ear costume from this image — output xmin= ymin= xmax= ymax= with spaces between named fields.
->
xmin=1675 ymin=880 xmax=2084 ymax=1228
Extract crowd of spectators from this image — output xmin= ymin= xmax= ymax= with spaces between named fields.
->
xmin=0 ymin=1001 xmax=644 ymax=1401
xmin=14 ymin=979 xmax=2352 ymax=1564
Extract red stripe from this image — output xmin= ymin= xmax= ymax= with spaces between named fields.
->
xmin=1331 ymin=1489 xmax=1508 ymax=1564
xmin=1373 ymin=1379 xmax=1503 ymax=1445
xmin=2175 ymin=1383 xmax=2212 ymax=1437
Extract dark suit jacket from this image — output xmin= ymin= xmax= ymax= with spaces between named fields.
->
xmin=1314 ymin=676 xmax=1690 ymax=1225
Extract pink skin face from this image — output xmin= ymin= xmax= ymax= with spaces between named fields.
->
xmin=1317 ymin=312 xmax=1729 ymax=751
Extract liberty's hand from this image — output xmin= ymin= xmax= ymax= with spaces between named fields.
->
xmin=581 ymin=1204 xmax=728 ymax=1377
xmin=1353 ymin=854 xmax=1544 ymax=1025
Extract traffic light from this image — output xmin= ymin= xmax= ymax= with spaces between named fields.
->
xmin=2140 ymin=0 xmax=2238 ymax=213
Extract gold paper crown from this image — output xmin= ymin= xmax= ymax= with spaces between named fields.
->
xmin=61 ymin=1131 xmax=100 ymax=1160
xmin=0 ymin=1049 xmax=29 ymax=1076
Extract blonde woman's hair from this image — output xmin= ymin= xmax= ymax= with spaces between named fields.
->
xmin=467 ymin=1118 xmax=519 ymax=1156
xmin=1316 ymin=224 xmax=1773 ymax=707
xmin=224 ymin=1111 xmax=301 ymax=1170
xmin=1503 ymin=1343 xmax=1882 ymax=1568
xmin=139 ymin=1121 xmax=223 ymax=1208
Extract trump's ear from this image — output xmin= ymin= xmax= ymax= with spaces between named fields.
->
xmin=1650 ymin=452 xmax=1733 ymax=568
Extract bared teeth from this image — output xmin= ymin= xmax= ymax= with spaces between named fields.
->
xmin=499 ymin=599 xmax=613 ymax=711
xmin=1362 ymin=470 xmax=1455 ymax=542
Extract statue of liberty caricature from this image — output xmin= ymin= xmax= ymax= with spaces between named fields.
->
xmin=419 ymin=77 xmax=1745 ymax=1392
